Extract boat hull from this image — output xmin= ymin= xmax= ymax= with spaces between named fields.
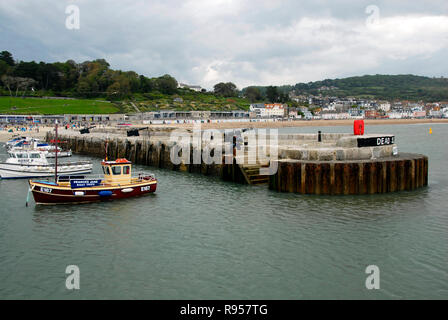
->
xmin=29 ymin=180 xmax=157 ymax=204
xmin=0 ymin=163 xmax=92 ymax=179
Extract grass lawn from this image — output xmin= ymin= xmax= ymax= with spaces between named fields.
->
xmin=0 ymin=97 xmax=120 ymax=115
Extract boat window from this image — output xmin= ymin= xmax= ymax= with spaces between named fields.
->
xmin=112 ymin=166 xmax=121 ymax=175
xmin=16 ymin=153 xmax=28 ymax=158
xmin=8 ymin=153 xmax=15 ymax=158
xmin=106 ymin=167 xmax=111 ymax=175
xmin=30 ymin=153 xmax=40 ymax=159
xmin=102 ymin=166 xmax=106 ymax=174
xmin=123 ymin=166 xmax=130 ymax=175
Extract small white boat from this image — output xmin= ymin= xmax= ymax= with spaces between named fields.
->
xmin=0 ymin=150 xmax=92 ymax=179
xmin=9 ymin=139 xmax=73 ymax=158
xmin=5 ymin=136 xmax=29 ymax=149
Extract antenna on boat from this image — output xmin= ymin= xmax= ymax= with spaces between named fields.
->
xmin=105 ymin=136 xmax=109 ymax=161
xmin=54 ymin=120 xmax=58 ymax=183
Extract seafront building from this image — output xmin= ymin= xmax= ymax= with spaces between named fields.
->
xmin=1 ymin=97 xmax=448 ymax=125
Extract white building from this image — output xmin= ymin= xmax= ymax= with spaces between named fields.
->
xmin=263 ymin=104 xmax=287 ymax=117
xmin=249 ymin=103 xmax=266 ymax=117
xmin=379 ymin=102 xmax=391 ymax=112
xmin=249 ymin=103 xmax=286 ymax=118
xmin=178 ymin=83 xmax=203 ymax=92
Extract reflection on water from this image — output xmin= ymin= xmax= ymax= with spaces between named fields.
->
xmin=0 ymin=123 xmax=447 ymax=299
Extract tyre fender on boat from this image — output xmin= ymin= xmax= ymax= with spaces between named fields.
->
xmin=98 ymin=190 xmax=113 ymax=197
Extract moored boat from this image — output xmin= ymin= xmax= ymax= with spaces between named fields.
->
xmin=9 ymin=138 xmax=72 ymax=158
xmin=0 ymin=150 xmax=92 ymax=179
xmin=5 ymin=136 xmax=27 ymax=148
xmin=28 ymin=158 xmax=157 ymax=205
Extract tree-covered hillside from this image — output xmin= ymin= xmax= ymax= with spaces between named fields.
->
xmin=293 ymin=75 xmax=448 ymax=101
xmin=2 ymin=50 xmax=447 ymax=110
xmin=0 ymin=50 xmax=254 ymax=112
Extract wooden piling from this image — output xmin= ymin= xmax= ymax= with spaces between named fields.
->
xmin=269 ymin=153 xmax=428 ymax=195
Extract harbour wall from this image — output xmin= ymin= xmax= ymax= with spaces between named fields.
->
xmin=46 ymin=129 xmax=428 ymax=194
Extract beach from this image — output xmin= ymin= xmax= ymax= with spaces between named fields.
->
xmin=0 ymin=126 xmax=53 ymax=143
xmin=1 ymin=118 xmax=447 ymax=142
xmin=147 ymin=118 xmax=448 ymax=130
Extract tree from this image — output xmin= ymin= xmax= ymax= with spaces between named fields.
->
xmin=0 ymin=51 xmax=14 ymax=66
xmin=245 ymin=86 xmax=262 ymax=102
xmin=0 ymin=60 xmax=8 ymax=77
xmin=139 ymin=75 xmax=154 ymax=93
xmin=76 ymin=80 xmax=91 ymax=97
xmin=279 ymin=92 xmax=289 ymax=103
xmin=266 ymin=86 xmax=279 ymax=103
xmin=18 ymin=77 xmax=37 ymax=97
xmin=1 ymin=75 xmax=14 ymax=96
xmin=13 ymin=61 xmax=39 ymax=80
xmin=213 ymin=82 xmax=237 ymax=97
xmin=1 ymin=75 xmax=37 ymax=97
xmin=155 ymin=74 xmax=178 ymax=94
xmin=106 ymin=81 xmax=122 ymax=100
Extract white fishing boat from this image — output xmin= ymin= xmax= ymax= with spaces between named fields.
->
xmin=0 ymin=150 xmax=92 ymax=179
xmin=5 ymin=136 xmax=29 ymax=149
xmin=8 ymin=139 xmax=73 ymax=158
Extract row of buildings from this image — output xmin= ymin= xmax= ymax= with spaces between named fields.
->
xmin=288 ymin=93 xmax=448 ymax=120
xmin=1 ymin=98 xmax=447 ymax=125
xmin=0 ymin=111 xmax=252 ymax=125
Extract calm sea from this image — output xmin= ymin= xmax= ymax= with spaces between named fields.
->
xmin=0 ymin=123 xmax=447 ymax=299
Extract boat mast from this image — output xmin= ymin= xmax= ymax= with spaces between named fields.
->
xmin=54 ymin=120 xmax=58 ymax=182
xmin=105 ymin=138 xmax=108 ymax=161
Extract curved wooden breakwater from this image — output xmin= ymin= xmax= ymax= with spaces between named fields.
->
xmin=47 ymin=130 xmax=429 ymax=195
xmin=269 ymin=153 xmax=428 ymax=194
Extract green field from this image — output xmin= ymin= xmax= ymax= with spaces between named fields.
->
xmin=0 ymin=97 xmax=120 ymax=115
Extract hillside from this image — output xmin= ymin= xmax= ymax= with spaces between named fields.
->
xmin=2 ymin=50 xmax=447 ymax=115
xmin=0 ymin=50 xmax=252 ymax=113
xmin=292 ymin=75 xmax=448 ymax=101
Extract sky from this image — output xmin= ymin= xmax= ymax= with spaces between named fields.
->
xmin=0 ymin=0 xmax=447 ymax=89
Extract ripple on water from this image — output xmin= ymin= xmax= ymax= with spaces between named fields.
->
xmin=1 ymin=126 xmax=448 ymax=299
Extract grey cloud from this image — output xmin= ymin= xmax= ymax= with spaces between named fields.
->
xmin=0 ymin=0 xmax=447 ymax=89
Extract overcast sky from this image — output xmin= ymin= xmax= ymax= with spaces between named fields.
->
xmin=1 ymin=0 xmax=447 ymax=89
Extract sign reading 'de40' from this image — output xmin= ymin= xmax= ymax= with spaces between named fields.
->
xmin=357 ymin=136 xmax=395 ymax=148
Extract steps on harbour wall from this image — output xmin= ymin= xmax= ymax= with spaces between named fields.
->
xmin=239 ymin=164 xmax=270 ymax=185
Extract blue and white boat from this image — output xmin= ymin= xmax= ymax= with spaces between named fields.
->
xmin=0 ymin=150 xmax=91 ymax=179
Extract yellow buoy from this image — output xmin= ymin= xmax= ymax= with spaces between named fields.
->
xmin=429 ymin=128 xmax=433 ymax=134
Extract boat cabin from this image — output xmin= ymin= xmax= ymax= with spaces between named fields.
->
xmin=101 ymin=159 xmax=132 ymax=185
xmin=6 ymin=150 xmax=48 ymax=165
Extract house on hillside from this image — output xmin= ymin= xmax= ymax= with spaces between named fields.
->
xmin=178 ymin=83 xmax=203 ymax=92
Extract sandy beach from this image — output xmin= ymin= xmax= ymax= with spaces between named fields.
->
xmin=0 ymin=126 xmax=53 ymax=143
xmin=1 ymin=118 xmax=447 ymax=142
xmin=145 ymin=118 xmax=448 ymax=130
